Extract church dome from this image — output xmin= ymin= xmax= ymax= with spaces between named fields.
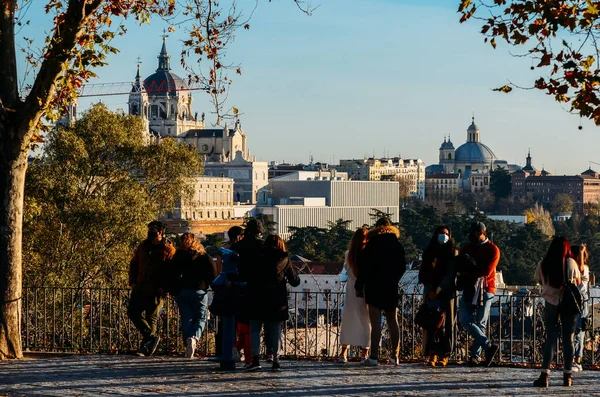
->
xmin=143 ymin=71 xmax=188 ymax=97
xmin=454 ymin=142 xmax=496 ymax=163
xmin=142 ymin=37 xmax=188 ymax=97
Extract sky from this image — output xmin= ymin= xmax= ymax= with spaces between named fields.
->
xmin=18 ymin=0 xmax=600 ymax=175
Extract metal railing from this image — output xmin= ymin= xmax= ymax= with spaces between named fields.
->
xmin=21 ymin=287 xmax=600 ymax=366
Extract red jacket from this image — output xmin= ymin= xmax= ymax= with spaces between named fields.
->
xmin=460 ymin=240 xmax=500 ymax=294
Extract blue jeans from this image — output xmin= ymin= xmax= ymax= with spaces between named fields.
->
xmin=250 ymin=320 xmax=281 ymax=359
xmin=175 ymin=289 xmax=208 ymax=340
xmin=542 ymin=302 xmax=578 ymax=373
xmin=459 ymin=292 xmax=494 ymax=359
xmin=574 ymin=301 xmax=589 ymax=359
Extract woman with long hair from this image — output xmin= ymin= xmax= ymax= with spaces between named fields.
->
xmin=418 ymin=225 xmax=458 ymax=367
xmin=533 ymin=236 xmax=581 ymax=387
xmin=337 ymin=227 xmax=371 ymax=363
xmin=170 ymin=232 xmax=218 ymax=358
xmin=571 ymin=244 xmax=590 ymax=372
xmin=245 ymin=235 xmax=300 ymax=372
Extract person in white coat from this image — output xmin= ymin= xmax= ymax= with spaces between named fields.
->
xmin=337 ymin=227 xmax=371 ymax=363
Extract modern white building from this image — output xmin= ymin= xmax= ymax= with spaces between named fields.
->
xmin=257 ymin=173 xmax=400 ymax=240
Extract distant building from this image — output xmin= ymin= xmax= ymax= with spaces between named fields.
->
xmin=426 ymin=118 xmax=519 ymax=193
xmin=335 ymin=157 xmax=425 ymax=200
xmin=161 ymin=176 xmax=244 ymax=235
xmin=425 ymin=173 xmax=460 ymax=198
xmin=257 ymin=174 xmax=400 ymax=239
xmin=511 ymin=152 xmax=600 ymax=211
xmin=128 ymin=37 xmax=268 ymax=204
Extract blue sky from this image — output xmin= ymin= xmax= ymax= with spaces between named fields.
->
xmin=19 ymin=0 xmax=600 ymax=174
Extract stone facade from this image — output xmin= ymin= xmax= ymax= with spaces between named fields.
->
xmin=336 ymin=158 xmax=425 ymax=200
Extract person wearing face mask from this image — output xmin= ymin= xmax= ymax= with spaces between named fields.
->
xmin=457 ymin=221 xmax=500 ymax=367
xmin=418 ymin=225 xmax=458 ymax=367
xmin=128 ymin=220 xmax=176 ymax=357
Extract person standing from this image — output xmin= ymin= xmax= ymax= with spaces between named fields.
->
xmin=533 ymin=236 xmax=581 ymax=387
xmin=245 ymin=235 xmax=300 ymax=372
xmin=128 ymin=220 xmax=176 ymax=356
xmin=170 ymin=233 xmax=217 ymax=358
xmin=418 ymin=225 xmax=458 ymax=367
xmin=338 ymin=228 xmax=371 ymax=363
xmin=355 ymin=217 xmax=406 ymax=366
xmin=571 ymin=244 xmax=589 ymax=373
xmin=231 ymin=219 xmax=264 ymax=368
xmin=457 ymin=221 xmax=500 ymax=367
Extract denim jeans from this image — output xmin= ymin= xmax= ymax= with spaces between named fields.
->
xmin=250 ymin=320 xmax=281 ymax=359
xmin=175 ymin=289 xmax=208 ymax=340
xmin=542 ymin=302 xmax=578 ymax=373
xmin=574 ymin=301 xmax=589 ymax=359
xmin=459 ymin=292 xmax=494 ymax=359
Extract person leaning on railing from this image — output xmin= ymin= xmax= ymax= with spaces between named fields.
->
xmin=418 ymin=225 xmax=458 ymax=367
xmin=457 ymin=221 xmax=500 ymax=368
xmin=128 ymin=220 xmax=176 ymax=357
xmin=533 ymin=236 xmax=581 ymax=388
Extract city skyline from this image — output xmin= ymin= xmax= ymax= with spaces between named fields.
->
xmin=19 ymin=0 xmax=600 ymax=175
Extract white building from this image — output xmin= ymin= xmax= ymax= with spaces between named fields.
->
xmin=128 ymin=37 xmax=268 ymax=204
xmin=257 ymin=173 xmax=400 ymax=240
xmin=336 ymin=157 xmax=425 ymax=200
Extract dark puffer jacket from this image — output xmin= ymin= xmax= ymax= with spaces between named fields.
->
xmin=355 ymin=225 xmax=406 ymax=310
xmin=246 ymin=247 xmax=301 ymax=322
xmin=168 ymin=249 xmax=218 ymax=295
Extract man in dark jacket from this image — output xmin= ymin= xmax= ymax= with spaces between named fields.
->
xmin=458 ymin=221 xmax=501 ymax=367
xmin=128 ymin=220 xmax=175 ymax=356
xmin=355 ymin=217 xmax=406 ymax=366
xmin=230 ymin=218 xmax=264 ymax=368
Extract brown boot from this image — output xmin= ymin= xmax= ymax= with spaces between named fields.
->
xmin=533 ymin=372 xmax=548 ymax=388
xmin=563 ymin=373 xmax=573 ymax=387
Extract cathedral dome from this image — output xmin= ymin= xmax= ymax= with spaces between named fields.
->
xmin=143 ymin=71 xmax=188 ymax=97
xmin=142 ymin=37 xmax=188 ymax=97
xmin=454 ymin=142 xmax=496 ymax=163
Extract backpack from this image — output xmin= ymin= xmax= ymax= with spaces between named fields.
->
xmin=559 ymin=260 xmax=583 ymax=316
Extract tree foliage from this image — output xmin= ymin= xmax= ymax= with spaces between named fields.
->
xmin=490 ymin=167 xmax=512 ymax=201
xmin=459 ymin=0 xmax=600 ymax=125
xmin=525 ymin=203 xmax=556 ymax=237
xmin=23 ymin=104 xmax=202 ymax=288
xmin=0 ymin=0 xmax=310 ymax=359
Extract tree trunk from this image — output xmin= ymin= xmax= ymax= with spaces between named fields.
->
xmin=0 ymin=122 xmax=25 ymax=360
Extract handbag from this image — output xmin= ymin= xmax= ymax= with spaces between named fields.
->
xmin=415 ymin=303 xmax=445 ymax=332
xmin=559 ymin=260 xmax=583 ymax=316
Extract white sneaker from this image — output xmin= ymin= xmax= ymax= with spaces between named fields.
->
xmin=185 ymin=337 xmax=196 ymax=359
xmin=337 ymin=355 xmax=348 ymax=364
xmin=390 ymin=358 xmax=399 ymax=366
xmin=572 ymin=362 xmax=583 ymax=372
xmin=360 ymin=357 xmax=379 ymax=366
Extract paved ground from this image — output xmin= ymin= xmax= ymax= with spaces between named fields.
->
xmin=0 ymin=355 xmax=599 ymax=396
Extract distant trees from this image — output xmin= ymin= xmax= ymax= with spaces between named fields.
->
xmin=490 ymin=167 xmax=512 ymax=201
xmin=525 ymin=203 xmax=555 ymax=238
xmin=459 ymin=0 xmax=600 ymax=125
xmin=24 ymin=104 xmax=202 ymax=288
xmin=552 ymin=193 xmax=575 ymax=214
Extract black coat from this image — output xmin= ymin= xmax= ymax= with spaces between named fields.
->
xmin=246 ymin=247 xmax=300 ymax=322
xmin=167 ymin=249 xmax=218 ymax=294
xmin=355 ymin=225 xmax=406 ymax=310
xmin=230 ymin=236 xmax=264 ymax=322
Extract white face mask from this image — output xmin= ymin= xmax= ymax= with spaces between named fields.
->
xmin=437 ymin=233 xmax=449 ymax=245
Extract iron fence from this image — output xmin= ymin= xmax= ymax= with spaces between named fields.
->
xmin=21 ymin=287 xmax=600 ymax=366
